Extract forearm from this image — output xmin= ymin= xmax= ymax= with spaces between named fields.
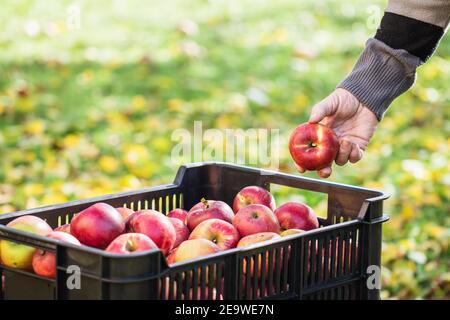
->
xmin=338 ymin=0 xmax=450 ymax=121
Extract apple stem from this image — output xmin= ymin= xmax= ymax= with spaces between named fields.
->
xmin=201 ymin=197 xmax=209 ymax=209
xmin=126 ymin=239 xmax=135 ymax=252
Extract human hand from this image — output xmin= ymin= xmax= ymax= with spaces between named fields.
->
xmin=296 ymin=88 xmax=379 ymax=178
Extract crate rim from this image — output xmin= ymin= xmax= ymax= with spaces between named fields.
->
xmin=181 ymin=162 xmax=390 ymax=203
xmin=0 ymin=162 xmax=390 ymax=220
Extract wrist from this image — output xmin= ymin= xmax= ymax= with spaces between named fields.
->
xmin=338 ymin=38 xmax=420 ymax=121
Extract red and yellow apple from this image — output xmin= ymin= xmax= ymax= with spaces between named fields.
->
xmin=127 ymin=209 xmax=176 ymax=255
xmin=32 ymin=231 xmax=81 ymax=278
xmin=189 ymin=219 xmax=240 ymax=250
xmin=105 ymin=233 xmax=157 ymax=254
xmin=289 ymin=123 xmax=339 ymax=171
xmin=173 ymin=239 xmax=221 ymax=263
xmin=0 ymin=216 xmax=52 ymax=270
xmin=237 ymin=232 xmax=280 ymax=248
xmin=274 ymin=202 xmax=319 ymax=231
xmin=280 ymin=228 xmax=305 ymax=237
xmin=54 ymin=223 xmax=71 ymax=234
xmin=166 ymin=248 xmax=177 ymax=265
xmin=70 ymin=203 xmax=125 ymax=249
xmin=169 ymin=217 xmax=190 ymax=248
xmin=115 ymin=207 xmax=135 ymax=221
xmin=233 ymin=186 xmax=276 ymax=213
xmin=186 ymin=199 xmax=234 ymax=231
xmin=167 ymin=208 xmax=188 ymax=224
xmin=233 ymin=204 xmax=280 ymax=237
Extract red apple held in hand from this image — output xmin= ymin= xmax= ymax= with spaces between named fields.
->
xmin=289 ymin=123 xmax=339 ymax=171
xmin=115 ymin=207 xmax=135 ymax=221
xmin=280 ymin=228 xmax=305 ymax=237
xmin=186 ymin=199 xmax=234 ymax=231
xmin=189 ymin=219 xmax=240 ymax=250
xmin=274 ymin=202 xmax=319 ymax=231
xmin=0 ymin=216 xmax=52 ymax=270
xmin=32 ymin=231 xmax=81 ymax=278
xmin=105 ymin=233 xmax=157 ymax=254
xmin=70 ymin=203 xmax=125 ymax=249
xmin=233 ymin=204 xmax=280 ymax=237
xmin=173 ymin=239 xmax=221 ymax=263
xmin=167 ymin=208 xmax=188 ymax=224
xmin=169 ymin=217 xmax=190 ymax=248
xmin=54 ymin=223 xmax=71 ymax=234
xmin=233 ymin=186 xmax=276 ymax=213
xmin=127 ymin=210 xmax=176 ymax=255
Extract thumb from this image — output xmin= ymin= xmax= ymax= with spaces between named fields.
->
xmin=308 ymin=94 xmax=337 ymax=123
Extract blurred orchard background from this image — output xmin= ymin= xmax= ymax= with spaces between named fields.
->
xmin=0 ymin=0 xmax=448 ymax=299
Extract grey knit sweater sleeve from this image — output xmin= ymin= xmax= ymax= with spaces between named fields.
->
xmin=338 ymin=0 xmax=450 ymax=121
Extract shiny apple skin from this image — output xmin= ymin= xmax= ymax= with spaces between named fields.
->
xmin=289 ymin=123 xmax=339 ymax=171
xmin=173 ymin=239 xmax=221 ymax=263
xmin=70 ymin=203 xmax=125 ymax=249
xmin=233 ymin=204 xmax=280 ymax=237
xmin=169 ymin=217 xmax=190 ymax=248
xmin=0 ymin=216 xmax=53 ymax=270
xmin=166 ymin=248 xmax=177 ymax=265
xmin=280 ymin=228 xmax=306 ymax=237
xmin=189 ymin=219 xmax=240 ymax=250
xmin=127 ymin=209 xmax=176 ymax=255
xmin=186 ymin=200 xmax=234 ymax=231
xmin=115 ymin=207 xmax=135 ymax=221
xmin=233 ymin=186 xmax=276 ymax=213
xmin=274 ymin=202 xmax=319 ymax=231
xmin=237 ymin=232 xmax=280 ymax=248
xmin=105 ymin=233 xmax=157 ymax=254
xmin=54 ymin=223 xmax=71 ymax=234
xmin=167 ymin=209 xmax=188 ymax=224
xmin=32 ymin=231 xmax=80 ymax=278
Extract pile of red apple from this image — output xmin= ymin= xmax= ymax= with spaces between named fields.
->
xmin=0 ymin=186 xmax=319 ymax=279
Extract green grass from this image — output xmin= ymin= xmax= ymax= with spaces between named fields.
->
xmin=0 ymin=0 xmax=449 ymax=299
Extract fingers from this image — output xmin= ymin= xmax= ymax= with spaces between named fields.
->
xmin=316 ymin=140 xmax=364 ymax=180
xmin=336 ymin=139 xmax=364 ymax=166
xmin=296 ymin=163 xmax=331 ymax=178
xmin=335 ymin=139 xmax=352 ymax=166
xmin=349 ymin=144 xmax=364 ymax=163
xmin=294 ymin=138 xmax=364 ymax=178
xmin=317 ymin=167 xmax=332 ymax=178
xmin=317 ymin=143 xmax=363 ymax=178
xmin=308 ymin=95 xmax=337 ymax=124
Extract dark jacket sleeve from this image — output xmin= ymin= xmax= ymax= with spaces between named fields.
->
xmin=338 ymin=0 xmax=450 ymax=120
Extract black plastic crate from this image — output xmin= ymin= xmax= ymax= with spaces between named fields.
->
xmin=0 ymin=162 xmax=389 ymax=300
